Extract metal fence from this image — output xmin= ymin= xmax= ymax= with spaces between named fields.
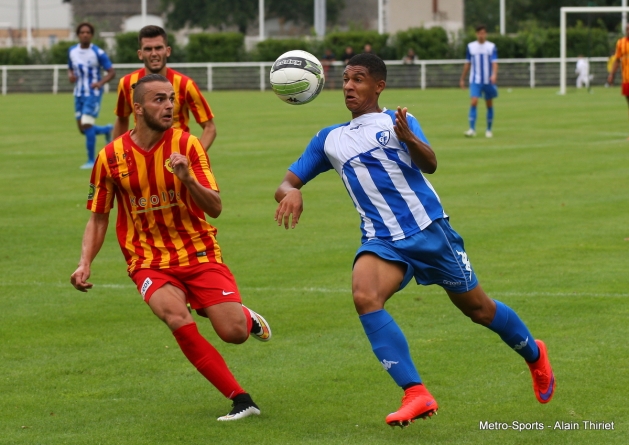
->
xmin=0 ymin=57 xmax=610 ymax=95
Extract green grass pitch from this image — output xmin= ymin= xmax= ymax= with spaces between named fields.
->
xmin=0 ymin=86 xmax=628 ymax=444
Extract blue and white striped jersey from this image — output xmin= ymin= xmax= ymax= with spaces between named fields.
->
xmin=68 ymin=43 xmax=112 ymax=97
xmin=466 ymin=40 xmax=498 ymax=85
xmin=289 ymin=109 xmax=446 ymax=243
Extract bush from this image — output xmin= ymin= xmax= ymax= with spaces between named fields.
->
xmin=396 ymin=27 xmax=452 ymax=60
xmin=459 ymin=24 xmax=610 ymax=59
xmin=187 ymin=33 xmax=244 ymax=62
xmin=324 ymin=31 xmax=391 ymax=60
xmin=114 ymin=32 xmax=140 ymax=63
xmin=49 ymin=41 xmax=76 ymax=65
xmin=253 ymin=38 xmax=317 ymax=61
xmin=0 ymin=47 xmax=30 ymax=65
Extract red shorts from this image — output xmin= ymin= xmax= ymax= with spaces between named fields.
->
xmin=130 ymin=262 xmax=241 ymax=309
xmin=622 ymin=83 xmax=629 ymax=96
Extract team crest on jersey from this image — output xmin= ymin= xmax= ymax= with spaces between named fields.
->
xmin=376 ymin=130 xmax=390 ymax=146
xmin=164 ymin=158 xmax=174 ymax=173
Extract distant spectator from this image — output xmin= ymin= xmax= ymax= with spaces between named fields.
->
xmin=322 ymin=48 xmax=336 ymax=66
xmin=322 ymin=48 xmax=336 ymax=88
xmin=363 ymin=43 xmax=373 ymax=54
xmin=402 ymin=48 xmax=418 ymax=64
xmin=342 ymin=46 xmax=355 ymax=65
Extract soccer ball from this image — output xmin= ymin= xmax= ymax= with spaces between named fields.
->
xmin=270 ymin=50 xmax=325 ymax=105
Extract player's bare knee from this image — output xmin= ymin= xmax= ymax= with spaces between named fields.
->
xmin=352 ymin=289 xmax=380 ymax=314
xmin=216 ymin=324 xmax=248 ymax=344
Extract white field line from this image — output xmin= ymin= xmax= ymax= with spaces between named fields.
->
xmin=0 ymin=281 xmax=627 ymax=298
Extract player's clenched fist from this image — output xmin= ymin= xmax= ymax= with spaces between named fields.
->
xmin=170 ymin=153 xmax=191 ymax=183
xmin=71 ymin=264 xmax=93 ymax=292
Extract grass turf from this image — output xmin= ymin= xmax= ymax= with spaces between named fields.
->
xmin=0 ymin=86 xmax=627 ymax=444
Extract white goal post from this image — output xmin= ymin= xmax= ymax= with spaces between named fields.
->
xmin=560 ymin=6 xmax=629 ymax=95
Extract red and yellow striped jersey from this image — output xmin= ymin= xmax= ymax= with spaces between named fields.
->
xmin=87 ymin=128 xmax=222 ymax=273
xmin=614 ymin=37 xmax=629 ymax=84
xmin=115 ymin=67 xmax=214 ymax=132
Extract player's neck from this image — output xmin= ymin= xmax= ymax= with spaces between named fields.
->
xmin=352 ymin=105 xmax=382 ymax=119
xmin=130 ymin=124 xmax=166 ymax=152
xmin=146 ymin=65 xmax=169 ymax=77
xmin=80 ymin=42 xmax=91 ymax=49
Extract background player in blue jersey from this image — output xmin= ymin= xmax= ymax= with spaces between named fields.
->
xmin=460 ymin=24 xmax=498 ymax=138
xmin=68 ymin=22 xmax=116 ymax=169
xmin=274 ymin=53 xmax=555 ymax=428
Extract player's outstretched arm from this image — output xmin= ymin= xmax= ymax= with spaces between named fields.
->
xmin=490 ymin=62 xmax=498 ymax=84
xmin=198 ymin=119 xmax=217 ymax=151
xmin=393 ymin=107 xmax=437 ymax=174
xmin=170 ymin=152 xmax=222 ymax=218
xmin=608 ymin=59 xmax=620 ymax=85
xmin=274 ymin=171 xmax=304 ymax=230
xmin=91 ymin=68 xmax=116 ymax=90
xmin=71 ymin=212 xmax=110 ymax=292
xmin=112 ymin=116 xmax=129 ymax=139
xmin=460 ymin=62 xmax=470 ymax=89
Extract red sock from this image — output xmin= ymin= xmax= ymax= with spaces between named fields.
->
xmin=242 ymin=305 xmax=253 ymax=335
xmin=172 ymin=322 xmax=246 ymax=399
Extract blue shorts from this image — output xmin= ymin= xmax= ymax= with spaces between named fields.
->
xmin=354 ymin=218 xmax=478 ymax=294
xmin=74 ymin=95 xmax=102 ymax=119
xmin=470 ymin=83 xmax=498 ymax=100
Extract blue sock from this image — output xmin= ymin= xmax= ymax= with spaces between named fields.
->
xmin=469 ymin=105 xmax=477 ymax=130
xmin=487 ymin=107 xmax=494 ymax=131
xmin=359 ymin=309 xmax=421 ymax=388
xmin=487 ymin=300 xmax=539 ymax=362
xmin=84 ymin=126 xmax=96 ymax=162
xmin=92 ymin=124 xmax=111 ymax=135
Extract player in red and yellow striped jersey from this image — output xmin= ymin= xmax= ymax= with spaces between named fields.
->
xmin=608 ymin=24 xmax=629 ymax=135
xmin=112 ymin=26 xmax=216 ymax=151
xmin=71 ymin=74 xmax=270 ymax=421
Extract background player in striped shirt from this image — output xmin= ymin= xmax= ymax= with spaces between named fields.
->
xmin=112 ymin=26 xmax=217 ymax=151
xmin=460 ymin=24 xmax=498 ymax=138
xmin=608 ymin=24 xmax=629 ymax=136
xmin=71 ymin=74 xmax=270 ymax=421
xmin=274 ymin=54 xmax=554 ymax=428
xmin=68 ymin=22 xmax=116 ymax=169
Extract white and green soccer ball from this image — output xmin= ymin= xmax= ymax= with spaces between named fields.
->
xmin=270 ymin=50 xmax=325 ymax=105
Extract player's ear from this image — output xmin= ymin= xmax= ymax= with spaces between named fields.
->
xmin=166 ymin=46 xmax=172 ymax=58
xmin=133 ymin=101 xmax=143 ymax=116
xmin=137 ymin=49 xmax=143 ymax=61
xmin=375 ymin=79 xmax=386 ymax=94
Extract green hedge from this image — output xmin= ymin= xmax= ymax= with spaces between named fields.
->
xmin=253 ymin=38 xmax=319 ymax=61
xmin=460 ymin=25 xmax=610 ymax=59
xmin=0 ymin=27 xmax=615 ymax=65
xmin=187 ymin=33 xmax=244 ymax=62
xmin=324 ymin=31 xmax=392 ymax=59
xmin=114 ymin=32 xmax=140 ymax=63
xmin=395 ymin=27 xmax=453 ymax=60
xmin=0 ymin=47 xmax=29 ymax=65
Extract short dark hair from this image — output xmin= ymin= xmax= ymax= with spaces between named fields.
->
xmin=76 ymin=22 xmax=94 ymax=36
xmin=132 ymin=74 xmax=170 ymax=104
xmin=347 ymin=53 xmax=387 ymax=81
xmin=138 ymin=25 xmax=168 ymax=48
xmin=475 ymin=24 xmax=487 ymax=32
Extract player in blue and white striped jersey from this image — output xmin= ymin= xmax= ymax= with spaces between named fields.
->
xmin=68 ymin=22 xmax=116 ymax=169
xmin=275 ymin=54 xmax=554 ymax=428
xmin=460 ymin=24 xmax=498 ymax=138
